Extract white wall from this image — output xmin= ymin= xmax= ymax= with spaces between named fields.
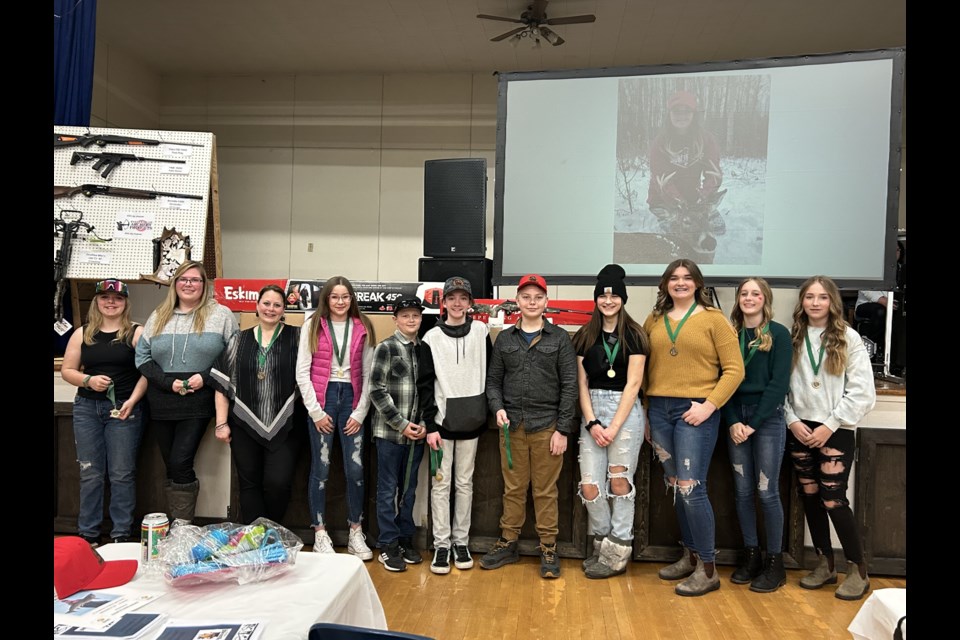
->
xmin=91 ymin=38 xmax=161 ymax=128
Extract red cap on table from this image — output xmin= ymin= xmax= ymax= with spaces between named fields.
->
xmin=54 ymin=536 xmax=138 ymax=599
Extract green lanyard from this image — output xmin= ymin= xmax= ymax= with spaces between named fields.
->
xmin=664 ymin=302 xmax=697 ymax=356
xmin=804 ymin=332 xmax=826 ymax=389
xmin=739 ymin=325 xmax=769 ymax=367
xmin=430 ymin=448 xmax=443 ymax=481
xmin=256 ymin=324 xmax=282 ymax=372
xmin=502 ymin=421 xmax=513 ymax=469
xmin=602 ymin=334 xmax=621 ymax=379
xmin=330 ymin=321 xmax=350 ymax=372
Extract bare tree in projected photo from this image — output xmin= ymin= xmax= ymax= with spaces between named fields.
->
xmin=613 ymin=75 xmax=770 ymax=265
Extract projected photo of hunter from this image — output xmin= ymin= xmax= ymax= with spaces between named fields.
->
xmin=613 ymin=75 xmax=770 ymax=265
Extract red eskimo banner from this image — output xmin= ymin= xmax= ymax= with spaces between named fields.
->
xmin=214 ymin=279 xmax=289 ymax=312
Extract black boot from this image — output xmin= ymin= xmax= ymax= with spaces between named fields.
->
xmin=166 ymin=480 xmax=200 ymax=523
xmin=730 ymin=546 xmax=762 ymax=584
xmin=750 ymin=553 xmax=786 ymax=593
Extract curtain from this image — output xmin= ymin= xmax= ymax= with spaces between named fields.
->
xmin=54 ymin=0 xmax=98 ymax=126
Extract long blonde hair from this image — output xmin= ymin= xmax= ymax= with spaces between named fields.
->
xmin=306 ymin=276 xmax=376 ymax=354
xmin=651 ymin=258 xmax=715 ymax=316
xmin=83 ymin=293 xmax=135 ymax=346
xmin=730 ymin=277 xmax=774 ymax=352
xmin=151 ymin=260 xmax=215 ymax=335
xmin=790 ymin=275 xmax=848 ymax=376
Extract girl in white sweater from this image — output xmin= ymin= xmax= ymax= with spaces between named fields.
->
xmin=783 ymin=276 xmax=876 ymax=601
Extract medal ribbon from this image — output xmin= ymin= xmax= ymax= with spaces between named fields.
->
xmin=330 ymin=321 xmax=350 ymax=373
xmin=602 ymin=334 xmax=621 ymax=373
xmin=256 ymin=324 xmax=282 ymax=371
xmin=804 ymin=332 xmax=825 ymax=376
xmin=664 ymin=302 xmax=698 ymax=350
xmin=106 ymin=381 xmax=118 ymax=412
xmin=739 ymin=325 xmax=769 ymax=367
xmin=502 ymin=421 xmax=513 ymax=470
xmin=430 ymin=447 xmax=443 ymax=479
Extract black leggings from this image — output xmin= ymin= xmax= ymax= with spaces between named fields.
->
xmin=230 ymin=423 xmax=304 ymax=524
xmin=787 ymin=424 xmax=864 ymax=565
xmin=153 ymin=418 xmax=209 ymax=484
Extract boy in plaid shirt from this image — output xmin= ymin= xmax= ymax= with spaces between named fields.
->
xmin=369 ymin=297 xmax=427 ymax=571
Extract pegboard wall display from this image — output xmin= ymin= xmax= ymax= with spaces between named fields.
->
xmin=53 ymin=126 xmax=215 ymax=284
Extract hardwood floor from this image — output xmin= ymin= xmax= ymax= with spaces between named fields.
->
xmin=363 ymin=555 xmax=906 ymax=640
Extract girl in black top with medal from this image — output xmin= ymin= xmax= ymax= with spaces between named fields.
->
xmin=211 ymin=284 xmax=306 ymax=524
xmin=61 ymin=279 xmax=148 ymax=545
xmin=572 ymin=264 xmax=649 ymax=579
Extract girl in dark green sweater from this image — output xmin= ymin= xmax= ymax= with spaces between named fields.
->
xmin=722 ymin=277 xmax=792 ymax=593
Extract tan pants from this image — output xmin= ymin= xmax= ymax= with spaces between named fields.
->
xmin=498 ymin=423 xmax=563 ymax=544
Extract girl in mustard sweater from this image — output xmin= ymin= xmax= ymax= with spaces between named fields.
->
xmin=643 ymin=259 xmax=744 ymax=597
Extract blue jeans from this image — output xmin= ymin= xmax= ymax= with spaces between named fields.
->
xmin=375 ymin=437 xmax=424 ymax=547
xmin=725 ymin=403 xmax=786 ymax=551
xmin=577 ymin=389 xmax=645 ymax=541
xmin=307 ymin=382 xmax=365 ymax=528
xmin=73 ymin=396 xmax=144 ymax=538
xmin=648 ymin=396 xmax=721 ymax=563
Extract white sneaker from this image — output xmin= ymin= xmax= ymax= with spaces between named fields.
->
xmin=347 ymin=528 xmax=374 ymax=561
xmin=312 ymin=529 xmax=335 ymax=554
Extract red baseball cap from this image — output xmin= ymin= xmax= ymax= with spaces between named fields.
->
xmin=54 ymin=537 xmax=138 ymax=599
xmin=517 ymin=274 xmax=548 ymax=293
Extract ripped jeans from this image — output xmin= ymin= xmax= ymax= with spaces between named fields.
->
xmin=648 ymin=396 xmax=720 ymax=563
xmin=578 ymin=389 xmax=645 ymax=541
xmin=726 ymin=403 xmax=786 ymax=551
xmin=307 ymin=382 xmax=365 ymax=528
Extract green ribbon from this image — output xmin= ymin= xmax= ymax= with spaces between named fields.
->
xmin=739 ymin=325 xmax=769 ymax=367
xmin=430 ymin=447 xmax=443 ymax=479
xmin=106 ymin=381 xmax=117 ymax=411
xmin=256 ymin=324 xmax=282 ymax=371
xmin=804 ymin=332 xmax=825 ymax=376
xmin=664 ymin=302 xmax=698 ymax=350
xmin=330 ymin=320 xmax=350 ymax=372
xmin=602 ymin=334 xmax=621 ymax=376
xmin=503 ymin=421 xmax=513 ymax=470
xmin=403 ymin=439 xmax=416 ymax=495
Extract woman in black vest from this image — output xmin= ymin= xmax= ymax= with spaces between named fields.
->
xmin=61 ymin=279 xmax=148 ymax=546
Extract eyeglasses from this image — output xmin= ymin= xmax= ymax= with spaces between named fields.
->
xmin=177 ymin=277 xmax=204 ymax=285
xmin=95 ymin=279 xmax=128 ymax=296
xmin=328 ymin=294 xmax=352 ymax=303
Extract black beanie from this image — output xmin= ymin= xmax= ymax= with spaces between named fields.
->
xmin=594 ymin=264 xmax=628 ymax=302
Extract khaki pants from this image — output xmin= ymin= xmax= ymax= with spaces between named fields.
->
xmin=498 ymin=423 xmax=563 ymax=544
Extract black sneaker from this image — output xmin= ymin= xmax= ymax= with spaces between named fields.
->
xmin=479 ymin=537 xmax=519 ymax=570
xmin=378 ymin=542 xmax=407 ymax=572
xmin=79 ymin=534 xmax=100 ymax=548
xmin=453 ymin=544 xmax=474 ymax=570
xmin=111 ymin=535 xmax=138 ymax=544
xmin=399 ymin=537 xmax=423 ymax=565
xmin=430 ymin=547 xmax=451 ymax=575
xmin=540 ymin=542 xmax=561 ymax=579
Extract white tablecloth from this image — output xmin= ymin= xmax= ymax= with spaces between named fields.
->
xmin=848 ymin=588 xmax=906 ymax=640
xmin=91 ymin=542 xmax=387 ymax=639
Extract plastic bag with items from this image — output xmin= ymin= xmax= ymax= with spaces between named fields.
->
xmin=158 ymin=517 xmax=303 ymax=587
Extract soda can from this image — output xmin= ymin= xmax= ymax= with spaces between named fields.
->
xmin=141 ymin=512 xmax=169 ymax=563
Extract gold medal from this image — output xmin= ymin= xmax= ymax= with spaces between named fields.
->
xmin=607 ymin=368 xmax=616 ymax=378
xmin=257 ymin=370 xmax=266 ymax=380
xmin=670 ymin=346 xmax=678 ymax=356
xmin=110 ymin=408 xmax=122 ymax=418
xmin=435 ymin=472 xmax=443 ymax=481
xmin=179 ymin=387 xmax=188 ymax=396
xmin=812 ymin=379 xmax=821 ymax=389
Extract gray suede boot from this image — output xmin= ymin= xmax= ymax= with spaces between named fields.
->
xmin=675 ymin=557 xmax=721 ymax=597
xmin=799 ymin=554 xmax=838 ymax=590
xmin=835 ymin=562 xmax=870 ymax=601
xmin=166 ymin=480 xmax=200 ymax=523
xmin=582 ymin=535 xmax=605 ymax=571
xmin=658 ymin=545 xmax=697 ymax=580
xmin=584 ymin=536 xmax=632 ymax=579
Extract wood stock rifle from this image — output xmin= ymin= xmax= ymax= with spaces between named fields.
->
xmin=54 ymin=133 xmax=204 ymax=148
xmin=54 ymin=184 xmax=204 ymax=201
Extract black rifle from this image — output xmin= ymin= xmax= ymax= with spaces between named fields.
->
xmin=70 ymin=151 xmax=187 ymax=178
xmin=470 ymin=300 xmax=593 ymax=317
xmin=54 ymin=133 xmax=203 ymax=148
xmin=54 ymin=184 xmax=204 ymax=201
xmin=53 ymin=210 xmax=95 ymax=323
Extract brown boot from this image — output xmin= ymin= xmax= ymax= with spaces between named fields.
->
xmin=676 ymin=558 xmax=720 ymax=597
xmin=799 ymin=554 xmax=838 ymax=590
xmin=658 ymin=545 xmax=697 ymax=580
xmin=835 ymin=562 xmax=870 ymax=601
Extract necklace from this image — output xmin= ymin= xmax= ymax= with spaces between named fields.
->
xmin=804 ymin=331 xmax=825 ymax=389
xmin=739 ymin=324 xmax=769 ymax=367
xmin=664 ymin=303 xmax=697 ymax=356
xmin=256 ymin=324 xmax=282 ymax=380
xmin=330 ymin=320 xmax=350 ymax=378
xmin=602 ymin=332 xmax=621 ymax=378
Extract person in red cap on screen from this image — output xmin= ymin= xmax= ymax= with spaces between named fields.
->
xmin=54 ymin=536 xmax=138 ymax=600
xmin=647 ymin=89 xmax=724 ymax=229
xmin=480 ymin=274 xmax=577 ymax=579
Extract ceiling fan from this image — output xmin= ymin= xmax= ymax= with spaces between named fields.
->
xmin=477 ymin=1 xmax=596 ymax=47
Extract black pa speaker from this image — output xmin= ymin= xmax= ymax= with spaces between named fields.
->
xmin=423 ymin=158 xmax=487 ymax=257
xmin=418 ymin=257 xmax=493 ymax=299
